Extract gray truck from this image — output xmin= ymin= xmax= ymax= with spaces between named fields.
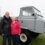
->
xmin=0 ymin=6 xmax=45 ymax=45
xmin=18 ymin=6 xmax=45 ymax=45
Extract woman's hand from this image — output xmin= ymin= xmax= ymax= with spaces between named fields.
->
xmin=18 ymin=34 xmax=20 ymax=36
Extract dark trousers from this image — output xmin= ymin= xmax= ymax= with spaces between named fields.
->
xmin=11 ymin=35 xmax=20 ymax=45
xmin=2 ymin=34 xmax=11 ymax=45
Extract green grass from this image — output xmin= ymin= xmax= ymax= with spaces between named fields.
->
xmin=0 ymin=35 xmax=3 ymax=45
xmin=0 ymin=35 xmax=3 ymax=41
xmin=0 ymin=35 xmax=12 ymax=45
xmin=29 ymin=34 xmax=45 ymax=45
xmin=0 ymin=34 xmax=45 ymax=45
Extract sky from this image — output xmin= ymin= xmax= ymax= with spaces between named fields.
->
xmin=0 ymin=0 xmax=45 ymax=17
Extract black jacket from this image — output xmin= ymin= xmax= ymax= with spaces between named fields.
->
xmin=0 ymin=16 xmax=11 ymax=35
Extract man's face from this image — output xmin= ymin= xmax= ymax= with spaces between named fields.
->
xmin=5 ymin=12 xmax=10 ymax=17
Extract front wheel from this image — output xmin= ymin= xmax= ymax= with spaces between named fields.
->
xmin=20 ymin=33 xmax=27 ymax=43
xmin=20 ymin=28 xmax=39 ymax=45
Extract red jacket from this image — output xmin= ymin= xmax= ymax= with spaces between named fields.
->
xmin=11 ymin=19 xmax=21 ymax=35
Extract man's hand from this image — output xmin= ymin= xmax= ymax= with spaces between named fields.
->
xmin=2 ymin=34 xmax=4 ymax=36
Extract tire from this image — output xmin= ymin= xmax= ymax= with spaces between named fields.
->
xmin=20 ymin=28 xmax=39 ymax=45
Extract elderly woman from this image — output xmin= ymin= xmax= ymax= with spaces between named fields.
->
xmin=10 ymin=17 xmax=21 ymax=45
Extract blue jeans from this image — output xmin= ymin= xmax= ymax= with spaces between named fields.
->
xmin=2 ymin=34 xmax=11 ymax=45
xmin=11 ymin=35 xmax=20 ymax=45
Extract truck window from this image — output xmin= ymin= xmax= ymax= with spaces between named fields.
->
xmin=23 ymin=11 xmax=31 ymax=16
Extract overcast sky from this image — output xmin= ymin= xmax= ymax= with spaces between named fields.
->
xmin=0 ymin=0 xmax=45 ymax=17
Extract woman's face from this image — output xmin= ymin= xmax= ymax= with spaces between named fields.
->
xmin=11 ymin=17 xmax=15 ymax=21
xmin=15 ymin=17 xmax=18 ymax=20
xmin=11 ymin=17 xmax=18 ymax=21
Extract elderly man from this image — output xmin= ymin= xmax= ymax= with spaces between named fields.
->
xmin=0 ymin=11 xmax=11 ymax=45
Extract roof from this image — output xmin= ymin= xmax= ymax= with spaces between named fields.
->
xmin=20 ymin=6 xmax=41 ymax=14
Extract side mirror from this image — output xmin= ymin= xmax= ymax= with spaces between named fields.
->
xmin=32 ymin=13 xmax=35 ymax=16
